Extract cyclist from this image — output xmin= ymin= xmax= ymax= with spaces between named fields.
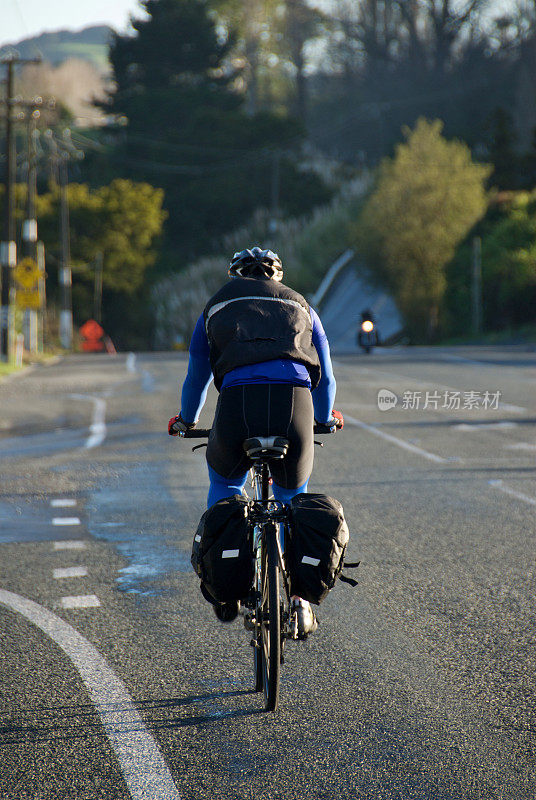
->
xmin=168 ymin=246 xmax=343 ymax=637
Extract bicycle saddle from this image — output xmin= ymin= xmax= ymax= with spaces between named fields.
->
xmin=243 ymin=436 xmax=289 ymax=460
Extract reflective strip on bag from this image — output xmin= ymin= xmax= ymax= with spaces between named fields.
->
xmin=222 ymin=549 xmax=240 ymax=559
xmin=301 ymin=556 xmax=321 ymax=567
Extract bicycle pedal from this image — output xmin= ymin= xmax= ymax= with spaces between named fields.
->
xmin=288 ymin=610 xmax=299 ymax=640
xmin=243 ymin=614 xmax=255 ymax=631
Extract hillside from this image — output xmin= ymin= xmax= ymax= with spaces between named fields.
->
xmin=0 ymin=26 xmax=113 ymax=73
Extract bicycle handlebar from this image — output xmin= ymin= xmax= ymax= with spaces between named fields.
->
xmin=179 ymin=424 xmax=339 ymax=439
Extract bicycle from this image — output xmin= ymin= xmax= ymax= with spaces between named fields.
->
xmin=182 ymin=424 xmax=334 ymax=712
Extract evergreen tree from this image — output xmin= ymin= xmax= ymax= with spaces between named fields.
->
xmin=98 ymin=0 xmax=329 ymax=267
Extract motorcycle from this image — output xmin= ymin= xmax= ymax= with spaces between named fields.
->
xmin=357 ymin=317 xmax=378 ymax=354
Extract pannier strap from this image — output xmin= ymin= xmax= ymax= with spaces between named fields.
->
xmin=340 ymin=561 xmax=360 ymax=588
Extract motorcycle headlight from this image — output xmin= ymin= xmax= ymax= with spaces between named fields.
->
xmin=362 ymin=320 xmax=374 ymax=333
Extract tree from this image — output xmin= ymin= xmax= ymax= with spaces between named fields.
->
xmin=36 ymin=179 xmax=166 ymax=341
xmin=355 ymin=118 xmax=491 ymax=340
xmin=95 ymin=0 xmax=330 ymax=266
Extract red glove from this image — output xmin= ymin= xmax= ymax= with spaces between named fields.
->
xmin=331 ymin=410 xmax=344 ymax=430
xmin=168 ymin=413 xmax=195 ymax=436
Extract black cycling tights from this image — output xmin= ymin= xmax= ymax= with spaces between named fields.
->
xmin=205 ymin=383 xmax=314 ymax=506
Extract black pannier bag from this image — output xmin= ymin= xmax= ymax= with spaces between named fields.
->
xmin=286 ymin=493 xmax=350 ymax=605
xmin=191 ymin=495 xmax=253 ymax=603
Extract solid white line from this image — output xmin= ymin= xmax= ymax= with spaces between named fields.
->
xmin=60 ymin=594 xmax=101 ymax=609
xmin=52 ymin=517 xmax=81 ymax=526
xmin=343 ymin=414 xmax=448 ymax=463
xmin=53 ymin=567 xmax=89 ymax=579
xmin=53 ymin=540 xmax=87 ymax=550
xmin=488 ymin=479 xmax=536 ymax=506
xmin=0 ymin=589 xmax=182 ymax=800
xmin=50 ymin=499 xmax=77 ymax=508
xmin=505 ymin=442 xmax=536 ymax=451
xmin=454 ymin=422 xmax=518 ymax=431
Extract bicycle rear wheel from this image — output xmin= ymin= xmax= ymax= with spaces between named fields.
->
xmin=260 ymin=522 xmax=281 ymax=711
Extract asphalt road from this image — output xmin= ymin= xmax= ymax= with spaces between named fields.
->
xmin=0 ymin=347 xmax=535 ymax=800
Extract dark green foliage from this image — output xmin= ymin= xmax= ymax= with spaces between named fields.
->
xmin=486 ymin=108 xmax=519 ymax=190
xmin=94 ymin=0 xmax=330 ymax=267
xmin=34 ymin=179 xmax=166 ymax=342
xmin=444 ymin=192 xmax=536 ymax=336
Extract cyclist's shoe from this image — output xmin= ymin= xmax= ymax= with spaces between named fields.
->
xmin=213 ymin=599 xmax=239 ymax=623
xmin=293 ymin=598 xmax=318 ymax=640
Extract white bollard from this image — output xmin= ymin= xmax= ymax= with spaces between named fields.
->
xmin=15 ymin=333 xmax=24 ymax=367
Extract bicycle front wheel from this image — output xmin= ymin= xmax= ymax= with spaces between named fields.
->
xmin=261 ymin=523 xmax=281 ymax=711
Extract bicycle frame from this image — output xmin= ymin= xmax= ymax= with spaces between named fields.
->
xmin=248 ymin=459 xmax=294 ymax=710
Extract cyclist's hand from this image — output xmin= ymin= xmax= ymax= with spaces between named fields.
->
xmin=331 ymin=410 xmax=344 ymax=430
xmin=168 ymin=413 xmax=196 ymax=436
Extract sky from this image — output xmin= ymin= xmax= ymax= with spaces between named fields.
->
xmin=1 ymin=0 xmax=521 ymax=49
xmin=1 ymin=0 xmax=145 ymax=47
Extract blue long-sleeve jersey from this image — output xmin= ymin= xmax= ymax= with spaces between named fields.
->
xmin=180 ymin=306 xmax=336 ymax=423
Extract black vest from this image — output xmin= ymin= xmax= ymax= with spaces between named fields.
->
xmin=203 ymin=277 xmax=321 ymax=391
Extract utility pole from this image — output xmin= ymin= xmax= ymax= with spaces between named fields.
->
xmin=45 ymin=128 xmax=73 ymax=350
xmin=22 ymin=102 xmax=41 ymax=352
xmin=269 ymin=151 xmax=281 ymax=234
xmin=93 ymin=251 xmax=103 ymax=324
xmin=472 ymin=236 xmax=482 ymax=337
xmin=1 ymin=53 xmax=41 ymax=361
xmin=58 ymin=154 xmax=73 ymax=349
xmin=1 ymin=57 xmax=17 ymax=362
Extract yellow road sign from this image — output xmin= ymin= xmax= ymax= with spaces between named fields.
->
xmin=14 ymin=258 xmax=41 ymax=289
xmin=14 ymin=258 xmax=42 ymax=309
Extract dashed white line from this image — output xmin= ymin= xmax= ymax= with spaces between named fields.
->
xmin=488 ymin=479 xmax=536 ymax=507
xmin=505 ymin=442 xmax=536 ymax=451
xmin=52 ymin=517 xmax=81 ymax=526
xmin=53 ymin=540 xmax=87 ymax=551
xmin=53 ymin=567 xmax=89 ymax=579
xmin=50 ymin=499 xmax=77 ymax=508
xmin=60 ymin=594 xmax=101 ymax=609
xmin=343 ymin=414 xmax=449 ymax=463
xmin=0 ymin=589 xmax=182 ymax=800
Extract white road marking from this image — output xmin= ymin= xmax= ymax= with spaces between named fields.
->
xmin=497 ymin=403 xmax=527 ymax=413
xmin=488 ymin=479 xmax=536 ymax=507
xmin=52 ymin=517 xmax=81 ymax=526
xmin=53 ymin=567 xmax=89 ymax=579
xmin=69 ymin=394 xmax=107 ymax=449
xmin=53 ymin=540 xmax=87 ymax=550
xmin=126 ymin=352 xmax=137 ymax=372
xmin=96 ymin=522 xmax=125 ymax=528
xmin=0 ymin=589 xmax=182 ymax=800
xmin=60 ymin=594 xmax=101 ymax=609
xmin=334 ymin=362 xmax=528 ymax=414
xmin=343 ymin=414 xmax=448 ymax=463
xmin=86 ymin=397 xmax=107 ymax=449
xmin=454 ymin=422 xmax=518 ymax=431
xmin=505 ymin=442 xmax=536 ymax=451
xmin=50 ymin=499 xmax=77 ymax=508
